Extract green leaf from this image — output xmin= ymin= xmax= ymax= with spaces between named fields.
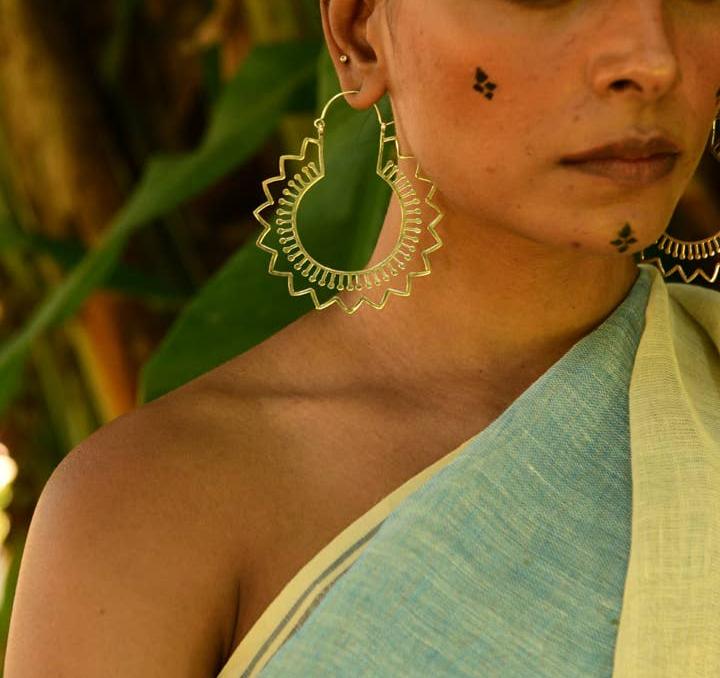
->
xmin=138 ymin=47 xmax=393 ymax=402
xmin=100 ymin=0 xmax=144 ymax=86
xmin=0 ymin=342 xmax=28 ymax=419
xmin=0 ymin=222 xmax=183 ymax=302
xmin=0 ymin=40 xmax=321 ymax=419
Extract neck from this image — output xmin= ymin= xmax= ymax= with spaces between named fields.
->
xmin=326 ymin=190 xmax=641 ymax=407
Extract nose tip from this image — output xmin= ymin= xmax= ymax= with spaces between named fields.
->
xmin=590 ymin=33 xmax=680 ymax=104
xmin=609 ymin=79 xmax=666 ymax=97
xmin=600 ymin=59 xmax=679 ymax=103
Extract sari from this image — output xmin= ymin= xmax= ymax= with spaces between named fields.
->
xmin=216 ymin=263 xmax=720 ymax=677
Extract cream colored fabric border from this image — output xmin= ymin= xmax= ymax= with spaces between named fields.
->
xmin=613 ymin=266 xmax=720 ymax=677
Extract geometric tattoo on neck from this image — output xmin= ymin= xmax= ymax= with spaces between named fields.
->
xmin=474 ymin=67 xmax=498 ymax=100
xmin=610 ymin=223 xmax=639 ymax=253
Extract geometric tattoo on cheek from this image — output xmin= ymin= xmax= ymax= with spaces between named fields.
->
xmin=474 ymin=67 xmax=498 ymax=100
xmin=610 ymin=223 xmax=639 ymax=253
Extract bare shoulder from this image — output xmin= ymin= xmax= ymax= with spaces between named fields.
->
xmin=3 ymin=334 xmax=307 ymax=677
xmin=4 ymin=308 xmax=358 ymax=675
xmin=5 ymin=310 xmax=408 ymax=676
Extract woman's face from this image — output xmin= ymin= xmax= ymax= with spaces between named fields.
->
xmin=327 ymin=0 xmax=720 ymax=257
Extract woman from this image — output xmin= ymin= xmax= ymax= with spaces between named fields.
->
xmin=5 ymin=1 xmax=720 ymax=677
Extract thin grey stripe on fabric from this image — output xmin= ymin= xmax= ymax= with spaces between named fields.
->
xmin=242 ymin=521 xmax=385 ymax=676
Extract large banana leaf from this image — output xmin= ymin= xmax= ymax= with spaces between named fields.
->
xmin=0 ymin=40 xmax=321 ymax=419
xmin=138 ymin=49 xmax=393 ymax=403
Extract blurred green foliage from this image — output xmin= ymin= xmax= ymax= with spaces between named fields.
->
xmin=0 ymin=37 xmax=394 ymax=412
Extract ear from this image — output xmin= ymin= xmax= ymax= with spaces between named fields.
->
xmin=319 ymin=0 xmax=390 ymax=109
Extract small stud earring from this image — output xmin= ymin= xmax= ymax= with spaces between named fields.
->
xmin=339 ymin=54 xmax=349 ymax=64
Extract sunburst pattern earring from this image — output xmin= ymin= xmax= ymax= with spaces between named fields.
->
xmin=254 ymin=90 xmax=444 ymax=314
xmin=638 ymin=113 xmax=720 ymax=285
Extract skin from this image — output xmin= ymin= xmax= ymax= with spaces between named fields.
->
xmin=312 ymin=0 xmax=720 ymax=415
xmin=19 ymin=8 xmax=720 ymax=671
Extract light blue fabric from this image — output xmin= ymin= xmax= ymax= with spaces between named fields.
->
xmin=259 ymin=266 xmax=655 ymax=677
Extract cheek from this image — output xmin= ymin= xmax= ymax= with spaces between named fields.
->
xmin=395 ymin=77 xmax=527 ymax=219
xmin=395 ymin=61 xmax=487 ymax=155
xmin=389 ymin=29 xmax=564 ymax=217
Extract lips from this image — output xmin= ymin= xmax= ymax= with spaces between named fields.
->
xmin=560 ymin=135 xmax=682 ymax=163
xmin=559 ymin=134 xmax=682 ymax=187
xmin=563 ymin=154 xmax=679 ymax=186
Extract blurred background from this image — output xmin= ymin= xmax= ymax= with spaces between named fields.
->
xmin=0 ymin=0 xmax=718 ymax=668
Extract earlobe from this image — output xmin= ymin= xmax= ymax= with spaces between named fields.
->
xmin=340 ymin=77 xmax=388 ymax=112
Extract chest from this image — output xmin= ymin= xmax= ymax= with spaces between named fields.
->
xmin=222 ymin=398 xmax=507 ymax=660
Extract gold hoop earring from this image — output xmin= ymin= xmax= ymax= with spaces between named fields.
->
xmin=638 ymin=114 xmax=720 ymax=285
xmin=254 ymin=90 xmax=445 ymax=315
